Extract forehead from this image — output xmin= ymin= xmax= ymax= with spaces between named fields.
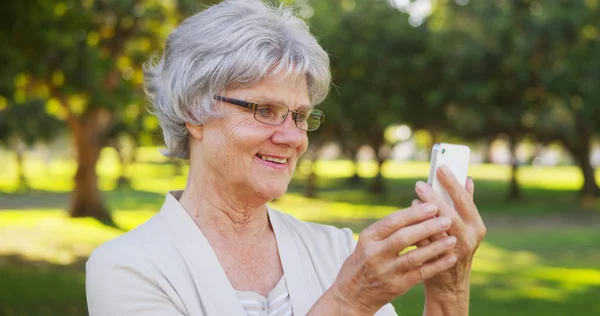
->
xmin=228 ymin=72 xmax=311 ymax=108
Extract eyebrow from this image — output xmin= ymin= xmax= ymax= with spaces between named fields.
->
xmin=257 ymin=96 xmax=313 ymax=110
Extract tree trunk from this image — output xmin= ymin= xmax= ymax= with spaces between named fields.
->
xmin=114 ymin=141 xmax=131 ymax=189
xmin=369 ymin=131 xmax=386 ymax=195
xmin=370 ymin=155 xmax=386 ymax=195
xmin=571 ymin=142 xmax=600 ymax=199
xmin=304 ymin=142 xmax=324 ymax=198
xmin=305 ymin=160 xmax=318 ymax=198
xmin=346 ymin=144 xmax=362 ymax=187
xmin=560 ymin=118 xmax=600 ymax=203
xmin=130 ymin=138 xmax=139 ymax=165
xmin=507 ymin=134 xmax=521 ymax=200
xmin=484 ymin=136 xmax=495 ymax=164
xmin=69 ymin=110 xmax=112 ymax=221
xmin=15 ymin=145 xmax=29 ymax=191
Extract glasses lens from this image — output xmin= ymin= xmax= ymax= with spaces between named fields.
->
xmin=254 ymin=102 xmax=323 ymax=131
xmin=254 ymin=103 xmax=289 ymax=125
xmin=305 ymin=110 xmax=324 ymax=131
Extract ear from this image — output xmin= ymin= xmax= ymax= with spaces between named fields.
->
xmin=185 ymin=122 xmax=203 ymax=141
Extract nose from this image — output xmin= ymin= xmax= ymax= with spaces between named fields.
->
xmin=271 ymin=113 xmax=306 ymax=148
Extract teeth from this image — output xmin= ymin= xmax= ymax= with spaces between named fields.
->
xmin=258 ymin=154 xmax=287 ymax=164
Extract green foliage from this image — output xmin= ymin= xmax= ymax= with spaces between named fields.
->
xmin=429 ymin=0 xmax=600 ymax=140
xmin=310 ymin=0 xmax=434 ymax=146
xmin=2 ymin=0 xmax=600 ymax=212
xmin=0 ymin=100 xmax=64 ymax=147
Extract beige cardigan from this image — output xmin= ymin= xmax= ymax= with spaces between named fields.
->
xmin=86 ymin=191 xmax=397 ymax=315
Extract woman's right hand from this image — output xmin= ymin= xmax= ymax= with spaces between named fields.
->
xmin=329 ymin=203 xmax=458 ymax=315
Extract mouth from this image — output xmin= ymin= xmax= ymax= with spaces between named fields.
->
xmin=256 ymin=153 xmax=288 ymax=165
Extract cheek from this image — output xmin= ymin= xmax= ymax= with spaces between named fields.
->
xmin=219 ymin=118 xmax=267 ymax=159
xmin=220 ymin=116 xmax=255 ymax=143
xmin=298 ymin=136 xmax=309 ymax=156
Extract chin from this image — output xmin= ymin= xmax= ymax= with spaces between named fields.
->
xmin=255 ymin=182 xmax=289 ymax=201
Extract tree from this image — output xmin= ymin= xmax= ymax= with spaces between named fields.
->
xmin=426 ymin=0 xmax=536 ymax=199
xmin=531 ymin=0 xmax=600 ymax=200
xmin=0 ymin=0 xmax=212 ymax=219
xmin=0 ymin=99 xmax=64 ymax=191
xmin=429 ymin=0 xmax=600 ymax=201
xmin=310 ymin=0 xmax=429 ymax=194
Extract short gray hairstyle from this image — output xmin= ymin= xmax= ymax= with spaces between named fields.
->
xmin=143 ymin=0 xmax=331 ymax=159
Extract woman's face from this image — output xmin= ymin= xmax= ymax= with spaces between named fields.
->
xmin=197 ymin=72 xmax=310 ymax=202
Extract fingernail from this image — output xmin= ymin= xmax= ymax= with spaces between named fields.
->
xmin=423 ymin=203 xmax=437 ymax=214
xmin=439 ymin=217 xmax=451 ymax=228
xmin=447 ymin=255 xmax=457 ymax=265
xmin=445 ymin=236 xmax=457 ymax=247
xmin=416 ymin=181 xmax=429 ymax=192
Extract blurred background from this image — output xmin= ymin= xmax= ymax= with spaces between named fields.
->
xmin=1 ymin=0 xmax=600 ymax=314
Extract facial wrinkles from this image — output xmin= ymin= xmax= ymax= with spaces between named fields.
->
xmin=210 ymin=117 xmax=255 ymax=189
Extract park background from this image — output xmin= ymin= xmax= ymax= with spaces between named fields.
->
xmin=1 ymin=0 xmax=600 ymax=315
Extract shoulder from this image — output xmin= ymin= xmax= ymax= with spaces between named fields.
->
xmin=85 ymin=213 xmax=189 ymax=315
xmin=87 ymin=213 xmax=167 ymax=272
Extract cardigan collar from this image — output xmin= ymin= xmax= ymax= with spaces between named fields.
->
xmin=158 ymin=190 xmax=314 ymax=315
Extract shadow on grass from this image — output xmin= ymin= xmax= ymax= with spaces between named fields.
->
xmin=0 ymin=189 xmax=70 ymax=210
xmin=0 ymin=254 xmax=88 ymax=316
xmin=0 ymin=188 xmax=164 ymax=213
xmin=392 ymin=280 xmax=600 ymax=316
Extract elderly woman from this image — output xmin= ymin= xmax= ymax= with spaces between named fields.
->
xmin=86 ymin=0 xmax=486 ymax=315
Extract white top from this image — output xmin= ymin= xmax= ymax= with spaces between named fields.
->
xmin=236 ymin=276 xmax=292 ymax=316
xmin=86 ymin=190 xmax=397 ymax=315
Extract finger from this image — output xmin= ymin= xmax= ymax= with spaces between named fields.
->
xmin=395 ymin=236 xmax=457 ymax=271
xmin=402 ymin=253 xmax=457 ymax=287
xmin=437 ymin=166 xmax=481 ymax=224
xmin=421 ymin=231 xmax=448 ymax=246
xmin=413 ymin=198 xmax=433 ymax=248
xmin=384 ymin=216 xmax=452 ymax=253
xmin=411 ymin=199 xmax=447 ymax=247
xmin=363 ymin=203 xmax=439 ymax=240
xmin=415 ymin=181 xmax=466 ymax=235
xmin=466 ymin=176 xmax=475 ymax=197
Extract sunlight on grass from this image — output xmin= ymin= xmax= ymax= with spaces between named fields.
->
xmin=2 ymin=147 xmax=598 ymax=193
xmin=310 ymin=160 xmax=597 ymax=191
xmin=0 ymin=210 xmax=154 ymax=266
xmin=472 ymin=241 xmax=600 ymax=302
xmin=269 ymin=193 xmax=397 ymax=222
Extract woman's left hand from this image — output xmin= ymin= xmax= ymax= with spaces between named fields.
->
xmin=413 ymin=165 xmax=486 ymax=297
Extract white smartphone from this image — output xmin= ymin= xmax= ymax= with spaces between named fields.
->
xmin=427 ymin=143 xmax=471 ymax=207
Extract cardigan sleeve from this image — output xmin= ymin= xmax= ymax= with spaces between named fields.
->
xmin=86 ymin=240 xmax=186 ymax=316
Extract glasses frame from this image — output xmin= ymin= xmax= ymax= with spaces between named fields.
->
xmin=214 ymin=95 xmax=325 ymax=131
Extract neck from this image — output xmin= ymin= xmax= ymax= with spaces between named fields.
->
xmin=179 ymin=162 xmax=271 ymax=241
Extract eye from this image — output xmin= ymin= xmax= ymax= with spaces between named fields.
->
xmin=256 ymin=105 xmax=276 ymax=118
xmin=294 ymin=111 xmax=308 ymax=122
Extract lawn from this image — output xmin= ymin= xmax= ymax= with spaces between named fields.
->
xmin=1 ymin=147 xmax=599 ymax=315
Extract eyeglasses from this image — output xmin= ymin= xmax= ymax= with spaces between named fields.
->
xmin=214 ymin=95 xmax=325 ymax=131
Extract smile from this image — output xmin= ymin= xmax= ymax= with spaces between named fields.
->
xmin=256 ymin=154 xmax=288 ymax=164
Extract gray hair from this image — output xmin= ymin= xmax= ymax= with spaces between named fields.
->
xmin=143 ymin=0 xmax=331 ymax=159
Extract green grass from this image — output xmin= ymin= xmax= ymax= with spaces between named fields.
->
xmin=1 ymin=147 xmax=600 ymax=315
